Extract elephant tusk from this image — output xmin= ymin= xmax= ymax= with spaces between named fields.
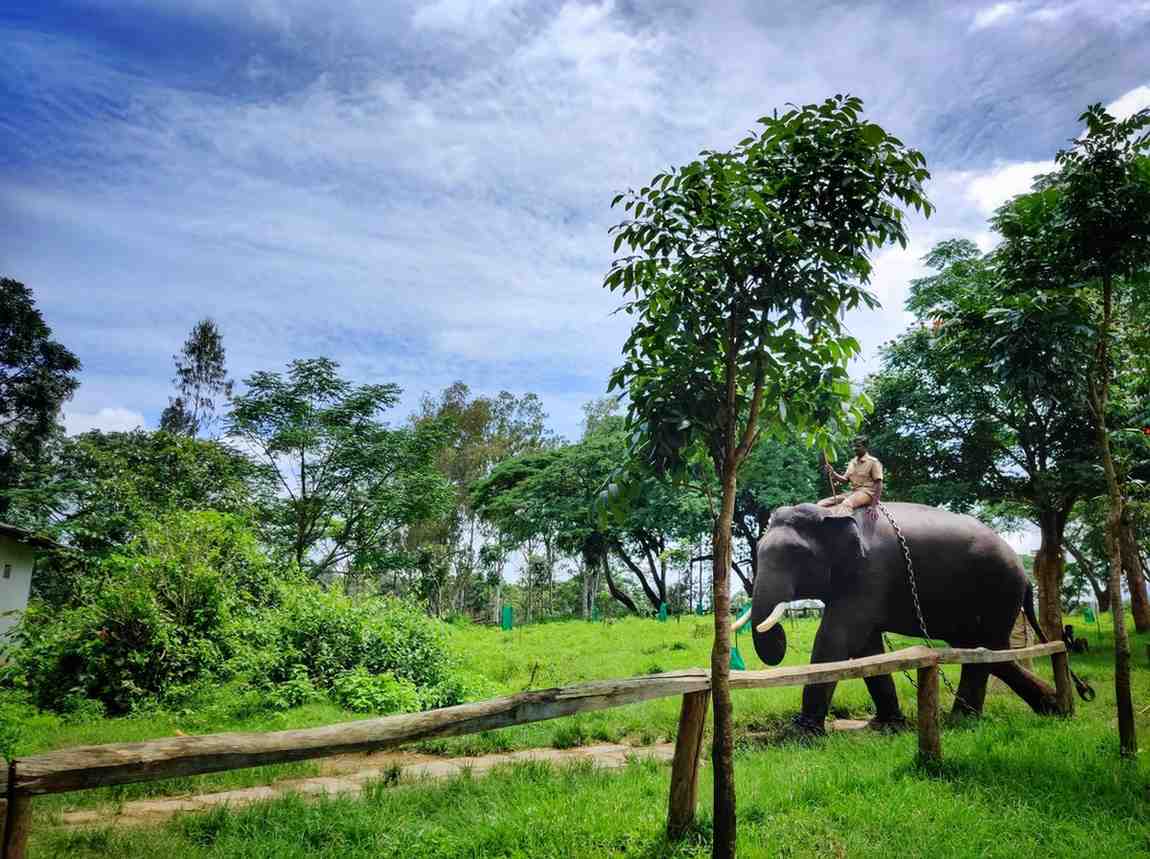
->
xmin=755 ymin=602 xmax=788 ymax=634
xmin=731 ymin=608 xmax=753 ymax=633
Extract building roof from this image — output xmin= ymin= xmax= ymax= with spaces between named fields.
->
xmin=0 ymin=522 xmax=65 ymax=552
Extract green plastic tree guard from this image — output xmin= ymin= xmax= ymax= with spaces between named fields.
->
xmin=501 ymin=605 xmax=513 ymax=631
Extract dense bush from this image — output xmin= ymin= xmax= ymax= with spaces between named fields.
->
xmin=1 ymin=510 xmax=466 ymax=717
xmin=243 ymin=585 xmax=466 ymax=709
xmin=1 ymin=511 xmax=279 ymax=714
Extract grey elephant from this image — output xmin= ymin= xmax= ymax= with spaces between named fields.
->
xmin=748 ymin=502 xmax=1063 ymax=733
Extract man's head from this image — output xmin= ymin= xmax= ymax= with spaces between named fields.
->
xmin=852 ymin=435 xmax=868 ymax=457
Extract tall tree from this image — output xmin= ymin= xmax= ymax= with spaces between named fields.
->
xmin=864 ymin=238 xmax=1098 ymax=639
xmin=227 ymin=358 xmax=454 ymax=578
xmin=604 ymin=96 xmax=931 ymax=856
xmin=409 ymin=382 xmax=553 ymax=615
xmin=1003 ymin=104 xmax=1150 ymax=757
xmin=0 ymin=278 xmax=81 ymax=518
xmin=160 ymin=318 xmax=233 ymax=436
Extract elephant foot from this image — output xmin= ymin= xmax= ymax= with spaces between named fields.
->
xmin=867 ymin=714 xmax=910 ymax=734
xmin=783 ymin=713 xmax=827 ymax=742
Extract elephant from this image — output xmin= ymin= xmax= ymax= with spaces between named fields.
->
xmin=749 ymin=502 xmax=1061 ymax=734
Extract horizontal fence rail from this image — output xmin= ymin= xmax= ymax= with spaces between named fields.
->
xmin=1 ymin=641 xmax=1067 ymax=858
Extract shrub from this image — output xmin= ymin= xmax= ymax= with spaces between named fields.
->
xmin=330 ymin=668 xmax=421 ymax=714
xmin=250 ymin=584 xmax=465 ymax=708
xmin=1 ymin=511 xmax=277 ymax=713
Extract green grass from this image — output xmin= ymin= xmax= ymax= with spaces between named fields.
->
xmin=20 ymin=611 xmax=1150 ymax=856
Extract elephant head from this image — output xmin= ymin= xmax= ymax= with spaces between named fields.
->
xmin=750 ymin=504 xmax=867 ymax=665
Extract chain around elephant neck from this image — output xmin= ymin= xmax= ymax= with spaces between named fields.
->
xmin=877 ymin=502 xmax=934 ymax=647
xmin=877 ymin=501 xmax=966 ymax=703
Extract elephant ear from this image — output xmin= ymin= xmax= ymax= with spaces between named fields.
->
xmin=821 ymin=514 xmax=867 ymax=577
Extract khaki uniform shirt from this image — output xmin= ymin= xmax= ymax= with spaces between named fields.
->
xmin=844 ymin=454 xmax=883 ymax=493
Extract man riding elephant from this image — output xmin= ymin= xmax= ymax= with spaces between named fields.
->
xmin=819 ymin=435 xmax=882 ymax=519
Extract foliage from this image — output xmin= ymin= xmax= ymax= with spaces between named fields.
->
xmin=0 ymin=277 xmax=81 ymax=518
xmin=24 ymin=429 xmax=268 ymax=604
xmin=330 ymin=668 xmax=421 ymax=714
xmin=471 ymin=416 xmax=710 ymax=614
xmin=244 ymin=585 xmax=465 ymax=709
xmin=404 ymin=382 xmax=554 ymax=616
xmin=227 ymin=358 xmax=455 ymax=577
xmin=159 ymin=318 xmax=234 ymax=437
xmin=2 ymin=511 xmax=278 ymax=714
xmin=604 ymin=95 xmax=932 ymax=483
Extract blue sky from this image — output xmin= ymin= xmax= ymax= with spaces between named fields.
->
xmin=3 ymin=0 xmax=1149 ymax=441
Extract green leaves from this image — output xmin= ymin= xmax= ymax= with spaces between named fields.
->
xmin=602 ymin=95 xmax=932 ymax=481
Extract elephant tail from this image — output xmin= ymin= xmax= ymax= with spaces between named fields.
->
xmin=1022 ymin=582 xmax=1096 ymax=703
xmin=1022 ymin=583 xmax=1047 ymax=644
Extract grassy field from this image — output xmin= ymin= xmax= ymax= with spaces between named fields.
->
xmin=20 ymin=611 xmax=1150 ymax=857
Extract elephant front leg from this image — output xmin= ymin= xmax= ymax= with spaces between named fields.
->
xmin=856 ymin=631 xmax=906 ymax=730
xmin=795 ymin=613 xmax=864 ymax=735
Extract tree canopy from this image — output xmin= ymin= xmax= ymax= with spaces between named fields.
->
xmin=227 ymin=358 xmax=454 ymax=578
xmin=0 ymin=278 xmax=81 ymax=518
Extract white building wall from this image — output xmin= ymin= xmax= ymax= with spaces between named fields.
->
xmin=0 ymin=538 xmax=37 ymax=640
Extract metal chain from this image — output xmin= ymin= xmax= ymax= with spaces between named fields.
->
xmin=827 ymin=465 xmax=966 ymax=705
xmin=876 ymin=502 xmax=965 ymax=703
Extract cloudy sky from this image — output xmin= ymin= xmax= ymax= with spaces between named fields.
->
xmin=3 ymin=0 xmax=1150 ymax=442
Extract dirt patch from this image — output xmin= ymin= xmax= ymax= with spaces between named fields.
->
xmin=56 ymin=743 xmax=676 ymax=831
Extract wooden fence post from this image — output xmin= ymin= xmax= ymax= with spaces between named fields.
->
xmin=1051 ymin=651 xmax=1074 ymax=716
xmin=916 ymin=663 xmax=941 ymax=765
xmin=2 ymin=793 xmax=32 ymax=859
xmin=667 ymin=690 xmax=709 ymax=839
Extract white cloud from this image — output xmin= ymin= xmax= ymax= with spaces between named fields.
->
xmin=412 ymin=0 xmax=524 ymax=32
xmin=971 ymin=2 xmax=1022 ymax=30
xmin=962 ymin=160 xmax=1055 ymax=214
xmin=63 ymin=407 xmax=147 ymax=435
xmin=7 ymin=2 xmax=1150 ymax=438
xmin=1108 ymin=83 xmax=1150 ymax=119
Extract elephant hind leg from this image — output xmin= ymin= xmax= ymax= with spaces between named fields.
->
xmin=988 ymin=662 xmax=1060 ymax=715
xmin=952 ymin=664 xmax=990 ymax=717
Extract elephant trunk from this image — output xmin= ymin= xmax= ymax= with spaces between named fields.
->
xmin=751 ymin=577 xmax=793 ymax=666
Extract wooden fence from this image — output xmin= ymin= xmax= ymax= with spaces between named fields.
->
xmin=0 ymin=641 xmax=1068 ymax=858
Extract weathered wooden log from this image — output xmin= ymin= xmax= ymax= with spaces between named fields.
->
xmin=730 ymin=646 xmax=937 ymax=689
xmin=1 ymin=794 xmax=31 ymax=859
xmin=916 ymin=664 xmax=941 ymax=764
xmin=934 ymin=642 xmax=1065 ymax=664
xmin=10 ymin=672 xmax=711 ymax=796
xmin=6 ymin=644 xmax=1064 ymax=798
xmin=667 ymin=690 xmax=709 ymax=840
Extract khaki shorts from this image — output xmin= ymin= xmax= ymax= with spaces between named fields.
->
xmin=817 ymin=489 xmax=875 ymax=512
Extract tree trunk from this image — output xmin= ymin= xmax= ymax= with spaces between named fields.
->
xmin=1064 ymin=540 xmax=1111 ymax=612
xmin=711 ymin=463 xmax=738 ymax=859
xmin=1120 ymin=513 xmax=1150 ymax=633
xmin=604 ymin=556 xmax=639 ymax=613
xmin=1034 ymin=506 xmax=1071 ymax=639
xmin=1092 ymin=273 xmax=1136 ymax=758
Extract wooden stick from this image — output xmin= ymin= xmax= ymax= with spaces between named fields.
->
xmin=667 ymin=690 xmax=709 ymax=840
xmin=916 ymin=664 xmax=941 ymax=764
xmin=1 ymin=793 xmax=31 ymax=859
xmin=1051 ymin=651 xmax=1074 ymax=716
